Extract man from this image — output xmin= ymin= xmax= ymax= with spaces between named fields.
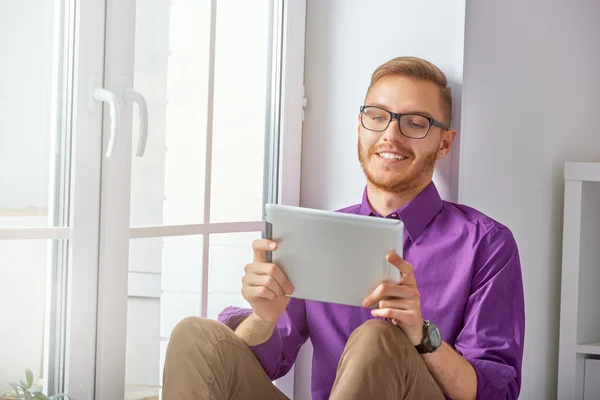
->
xmin=162 ymin=56 xmax=525 ymax=400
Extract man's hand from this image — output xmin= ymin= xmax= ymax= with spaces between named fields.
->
xmin=362 ymin=251 xmax=424 ymax=346
xmin=241 ymin=239 xmax=295 ymax=324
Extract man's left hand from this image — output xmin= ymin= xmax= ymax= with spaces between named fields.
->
xmin=362 ymin=251 xmax=424 ymax=346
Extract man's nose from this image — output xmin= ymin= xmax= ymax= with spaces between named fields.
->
xmin=382 ymin=118 xmax=404 ymax=142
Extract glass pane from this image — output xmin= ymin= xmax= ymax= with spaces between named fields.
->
xmin=129 ymin=0 xmax=274 ymax=226
xmin=0 ymin=1 xmax=70 ymax=227
xmin=207 ymin=231 xmax=258 ymax=319
xmin=126 ymin=235 xmax=204 ymax=397
xmin=210 ymin=0 xmax=272 ymax=222
xmin=0 ymin=1 xmax=75 ymax=397
xmin=129 ymin=0 xmax=211 ymax=227
xmin=125 ymin=296 xmax=162 ymax=400
xmin=0 ymin=239 xmax=63 ymax=394
xmin=125 ymin=231 xmax=258 ymax=396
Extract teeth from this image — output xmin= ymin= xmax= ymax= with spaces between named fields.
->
xmin=379 ymin=152 xmax=406 ymax=160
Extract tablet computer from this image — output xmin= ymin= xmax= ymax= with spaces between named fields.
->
xmin=264 ymin=203 xmax=404 ymax=307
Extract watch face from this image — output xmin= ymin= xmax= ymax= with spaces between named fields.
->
xmin=426 ymin=322 xmax=442 ymax=348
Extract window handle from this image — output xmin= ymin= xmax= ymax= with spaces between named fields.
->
xmin=123 ymin=87 xmax=149 ymax=157
xmin=87 ymin=77 xmax=121 ymax=158
xmin=94 ymin=87 xmax=121 ymax=157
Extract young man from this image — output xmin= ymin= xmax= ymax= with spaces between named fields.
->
xmin=162 ymin=56 xmax=525 ymax=400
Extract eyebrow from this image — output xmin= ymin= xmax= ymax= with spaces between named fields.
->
xmin=365 ymin=103 xmax=435 ymax=119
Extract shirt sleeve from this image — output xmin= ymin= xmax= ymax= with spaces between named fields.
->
xmin=453 ymin=226 xmax=525 ymax=400
xmin=217 ymin=297 xmax=309 ymax=380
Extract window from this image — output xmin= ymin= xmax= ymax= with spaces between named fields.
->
xmin=0 ymin=0 xmax=306 ymax=398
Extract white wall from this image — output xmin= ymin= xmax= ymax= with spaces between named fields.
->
xmin=460 ymin=1 xmax=600 ymax=399
xmin=298 ymin=1 xmax=466 ymax=398
xmin=300 ymin=0 xmax=466 ymax=212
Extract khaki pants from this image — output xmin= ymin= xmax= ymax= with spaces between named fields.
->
xmin=162 ymin=317 xmax=444 ymax=400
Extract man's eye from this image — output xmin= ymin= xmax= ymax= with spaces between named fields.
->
xmin=410 ymin=122 xmax=426 ymax=129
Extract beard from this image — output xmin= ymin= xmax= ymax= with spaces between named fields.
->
xmin=357 ymin=138 xmax=438 ymax=194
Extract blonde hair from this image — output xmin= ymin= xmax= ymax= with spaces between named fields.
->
xmin=367 ymin=56 xmax=453 ymax=126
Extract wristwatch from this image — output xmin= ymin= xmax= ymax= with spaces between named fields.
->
xmin=415 ymin=320 xmax=442 ymax=354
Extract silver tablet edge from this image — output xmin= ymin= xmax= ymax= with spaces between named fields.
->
xmin=265 ymin=203 xmax=404 ymax=229
xmin=264 ymin=221 xmax=273 ymax=263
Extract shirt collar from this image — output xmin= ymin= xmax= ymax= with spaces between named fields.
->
xmin=358 ymin=181 xmax=443 ymax=242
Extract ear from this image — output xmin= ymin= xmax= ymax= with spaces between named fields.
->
xmin=436 ymin=129 xmax=456 ymax=160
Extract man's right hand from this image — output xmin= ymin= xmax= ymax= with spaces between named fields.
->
xmin=241 ymin=239 xmax=294 ymax=324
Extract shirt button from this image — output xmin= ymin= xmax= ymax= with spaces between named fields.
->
xmin=390 ymin=213 xmax=397 ymax=218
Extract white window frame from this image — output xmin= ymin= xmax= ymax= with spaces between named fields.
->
xmin=1 ymin=0 xmax=306 ymax=398
xmin=94 ymin=0 xmax=306 ymax=398
xmin=0 ymin=1 xmax=107 ymax=398
xmin=59 ymin=1 xmax=106 ymax=397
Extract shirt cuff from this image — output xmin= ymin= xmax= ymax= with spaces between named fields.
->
xmin=217 ymin=306 xmax=253 ymax=330
xmin=248 ymin=328 xmax=283 ymax=379
xmin=470 ymin=358 xmax=518 ymax=400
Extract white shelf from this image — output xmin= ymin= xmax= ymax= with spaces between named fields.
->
xmin=565 ymin=162 xmax=600 ymax=182
xmin=576 ymin=343 xmax=600 ymax=356
xmin=557 ymin=161 xmax=600 ymax=400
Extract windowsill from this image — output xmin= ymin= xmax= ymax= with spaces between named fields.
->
xmin=0 ymin=208 xmax=48 ymax=217
xmin=125 ymin=385 xmax=161 ymax=400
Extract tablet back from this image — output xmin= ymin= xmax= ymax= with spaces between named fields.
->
xmin=264 ymin=203 xmax=404 ymax=307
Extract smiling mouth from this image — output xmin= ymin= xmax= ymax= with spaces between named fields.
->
xmin=377 ymin=152 xmax=407 ymax=161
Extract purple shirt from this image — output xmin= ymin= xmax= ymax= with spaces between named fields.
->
xmin=218 ymin=182 xmax=525 ymax=400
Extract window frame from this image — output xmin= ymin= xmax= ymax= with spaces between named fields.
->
xmin=94 ymin=0 xmax=306 ymax=398
xmin=0 ymin=0 xmax=108 ymax=397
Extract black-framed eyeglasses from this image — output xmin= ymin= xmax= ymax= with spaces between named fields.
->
xmin=359 ymin=105 xmax=449 ymax=139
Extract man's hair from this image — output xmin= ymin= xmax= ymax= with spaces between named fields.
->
xmin=367 ymin=56 xmax=453 ymax=126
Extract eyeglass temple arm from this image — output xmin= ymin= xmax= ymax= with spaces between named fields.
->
xmin=430 ymin=119 xmax=450 ymax=130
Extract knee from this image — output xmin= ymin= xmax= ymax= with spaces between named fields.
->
xmin=169 ymin=316 xmax=233 ymax=346
xmin=349 ymin=319 xmax=412 ymax=351
xmin=170 ymin=316 xmax=212 ymax=337
xmin=354 ymin=318 xmax=393 ymax=334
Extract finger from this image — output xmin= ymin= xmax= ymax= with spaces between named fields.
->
xmin=242 ymin=284 xmax=278 ymax=302
xmin=252 ymin=239 xmax=277 ymax=262
xmin=387 ymin=251 xmax=416 ymax=287
xmin=245 ymin=262 xmax=294 ymax=295
xmin=370 ymin=308 xmax=420 ymax=325
xmin=378 ymin=298 xmax=420 ymax=311
xmin=362 ymin=283 xmax=417 ymax=307
xmin=242 ymin=273 xmax=286 ymax=298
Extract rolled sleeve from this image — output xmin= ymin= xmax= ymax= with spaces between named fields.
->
xmin=217 ymin=298 xmax=309 ymax=380
xmin=470 ymin=358 xmax=518 ymax=398
xmin=454 ymin=226 xmax=525 ymax=400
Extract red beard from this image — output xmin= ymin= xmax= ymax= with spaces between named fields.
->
xmin=357 ymin=139 xmax=437 ymax=194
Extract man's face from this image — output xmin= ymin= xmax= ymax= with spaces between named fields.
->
xmin=357 ymin=75 xmax=454 ymax=194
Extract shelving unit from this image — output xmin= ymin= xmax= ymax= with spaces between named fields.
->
xmin=558 ymin=162 xmax=600 ymax=400
xmin=576 ymin=343 xmax=600 ymax=356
